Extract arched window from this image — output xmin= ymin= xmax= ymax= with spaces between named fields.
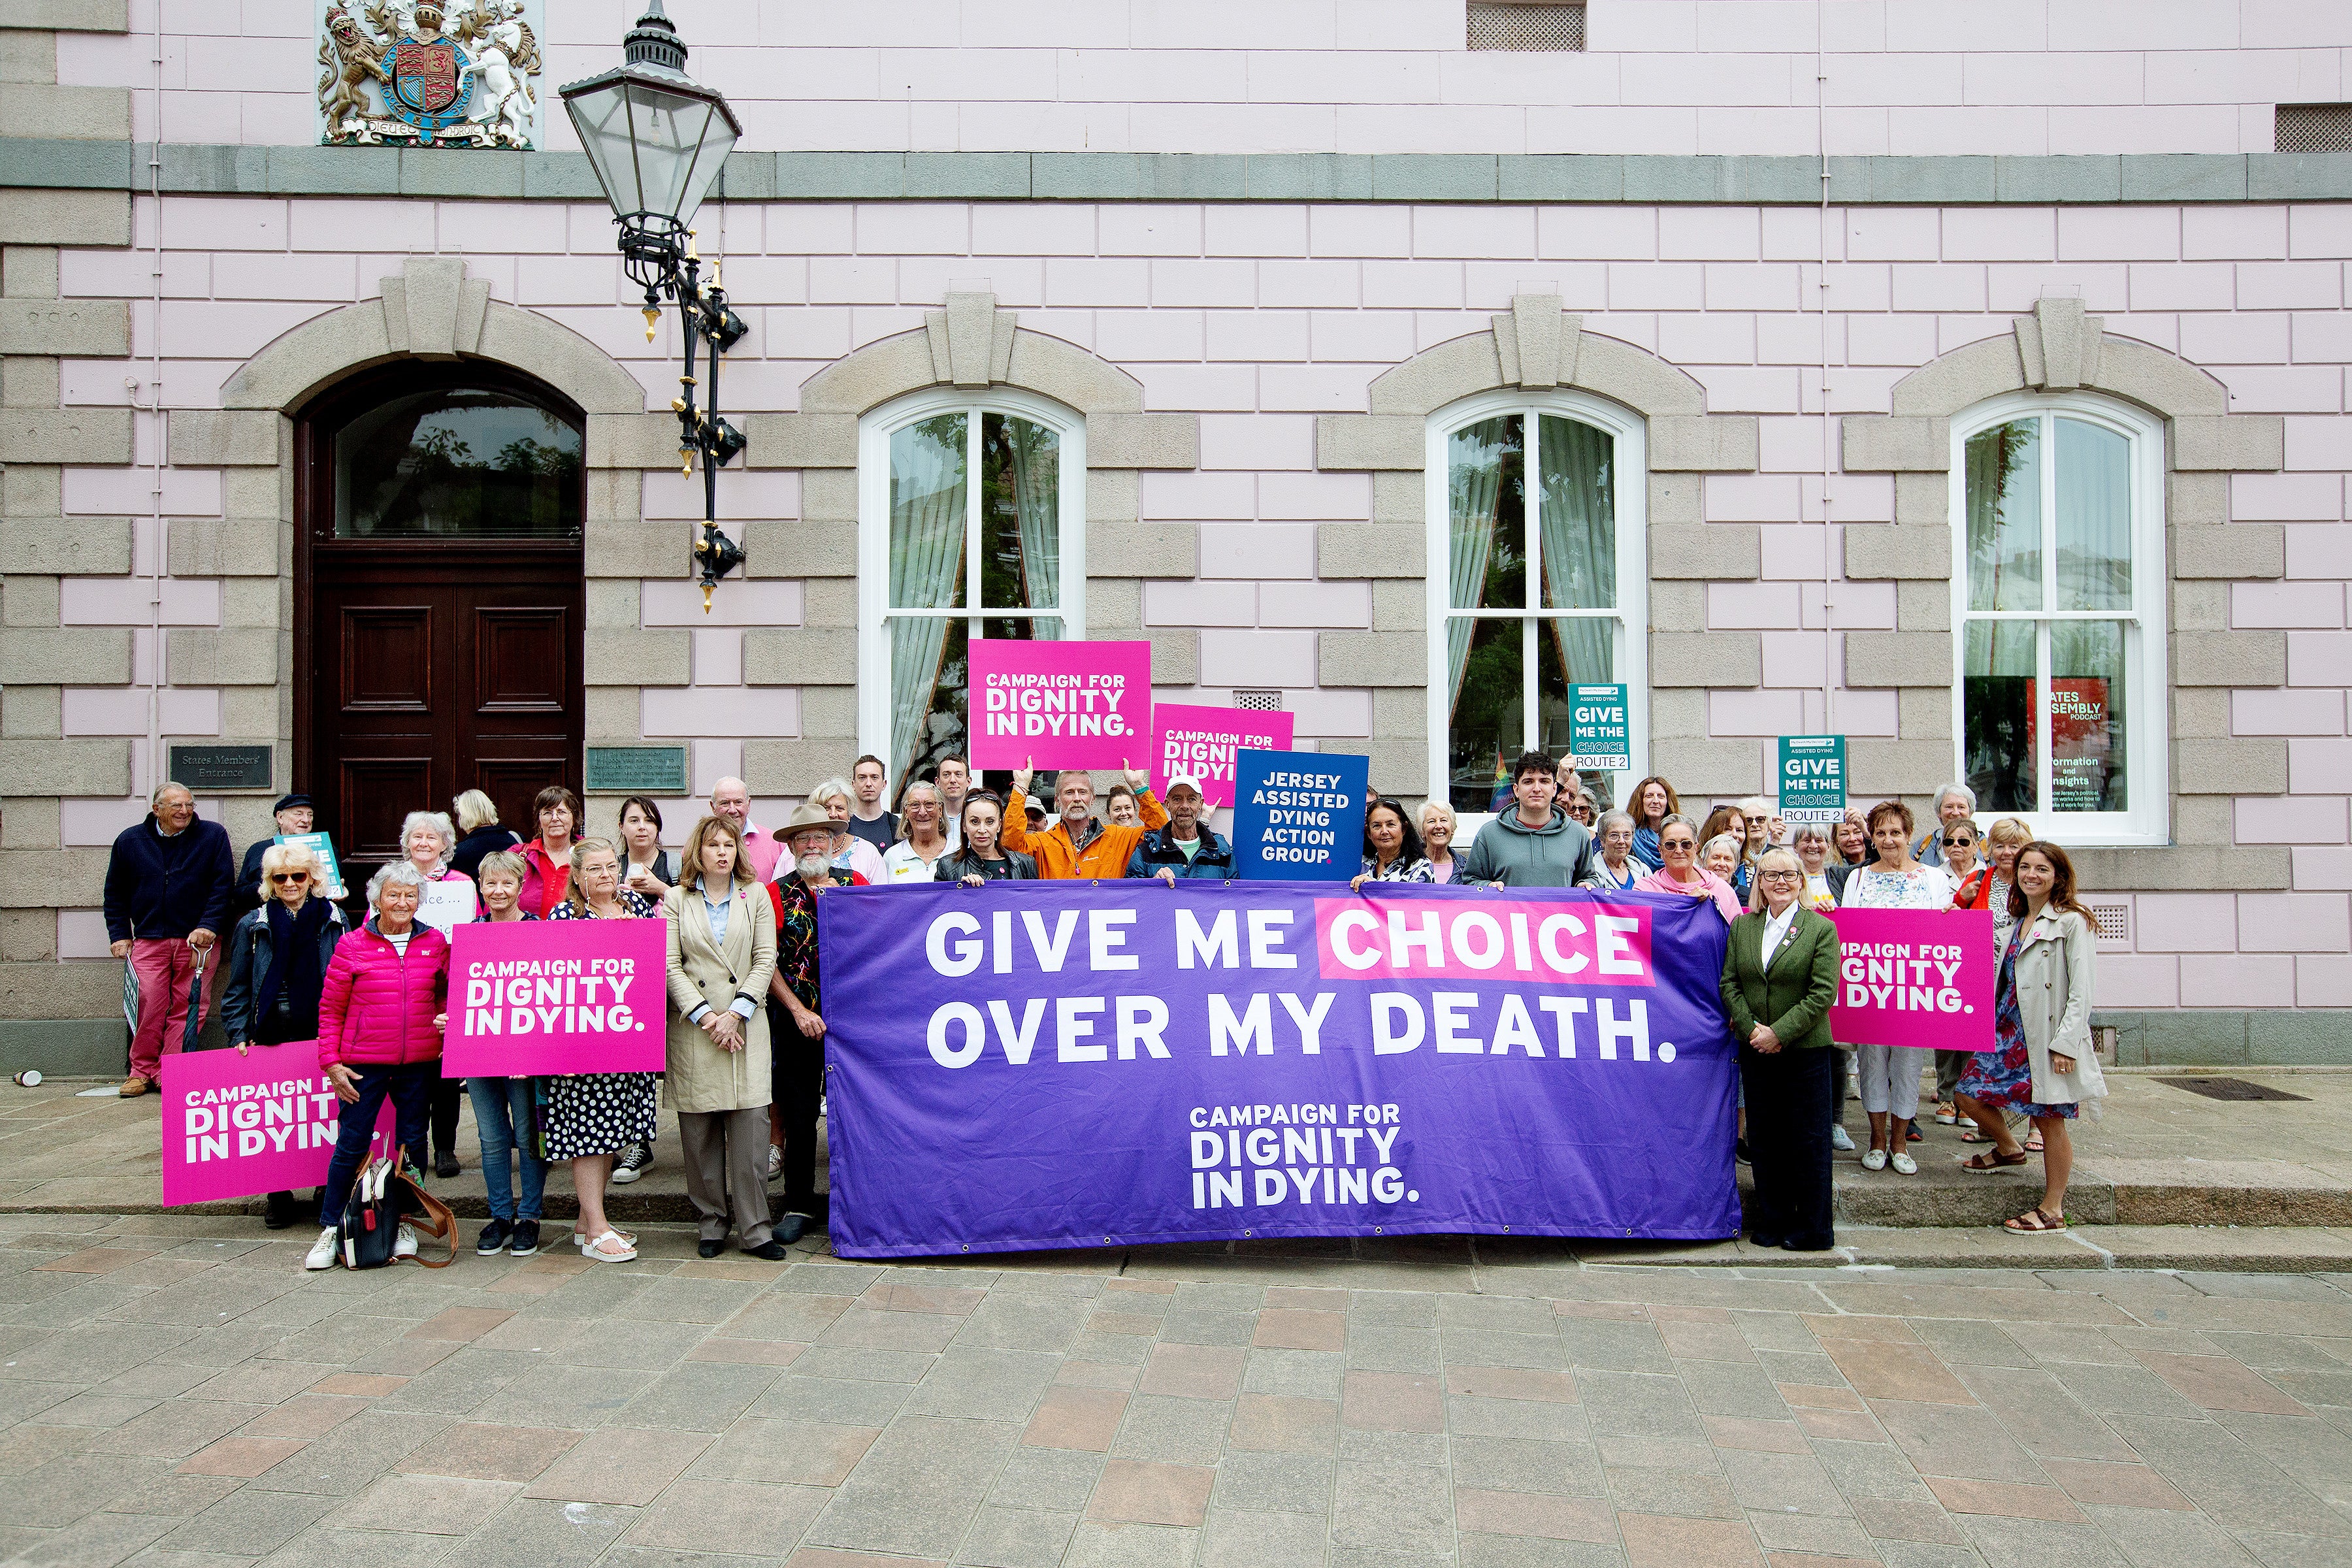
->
xmin=329 ymin=379 xmax=582 ymax=538
xmin=857 ymin=389 xmax=1086 ymax=789
xmin=1952 ymin=393 xmax=2166 ymax=843
xmin=1426 ymin=390 xmax=1647 ymax=815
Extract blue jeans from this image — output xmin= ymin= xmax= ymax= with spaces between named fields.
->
xmin=318 ymin=1061 xmax=434 ymax=1228
xmin=467 ymin=1075 xmax=545 ymax=1222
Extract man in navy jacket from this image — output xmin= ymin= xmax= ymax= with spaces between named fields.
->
xmin=1125 ymin=776 xmax=1236 ymax=881
xmin=102 ymin=781 xmax=235 ymax=1096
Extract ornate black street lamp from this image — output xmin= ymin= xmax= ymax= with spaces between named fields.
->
xmin=558 ymin=1 xmax=748 ymax=610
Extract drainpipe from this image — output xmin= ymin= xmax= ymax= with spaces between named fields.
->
xmin=140 ymin=0 xmax=166 ymax=794
xmin=1815 ymin=3 xmax=1838 ymax=739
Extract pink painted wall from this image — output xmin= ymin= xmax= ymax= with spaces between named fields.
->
xmin=42 ymin=191 xmax=2352 ymax=1005
xmin=57 ymin=0 xmax=2352 ymax=155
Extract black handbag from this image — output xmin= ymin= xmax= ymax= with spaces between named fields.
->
xmin=335 ymin=1152 xmax=457 ymax=1269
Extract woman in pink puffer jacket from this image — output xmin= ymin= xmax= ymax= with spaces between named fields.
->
xmin=305 ymin=862 xmax=451 ymax=1267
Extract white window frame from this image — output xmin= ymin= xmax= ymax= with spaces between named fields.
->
xmin=1948 ymin=391 xmax=2169 ymax=847
xmin=1423 ymin=387 xmax=1650 ymax=815
xmin=856 ymin=387 xmax=1088 ymax=768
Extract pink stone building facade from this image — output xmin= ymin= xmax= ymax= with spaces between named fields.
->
xmin=4 ymin=0 xmax=2350 ymax=1066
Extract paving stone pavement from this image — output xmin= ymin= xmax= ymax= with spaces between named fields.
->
xmin=1 ymin=1211 xmax=2349 ymax=1567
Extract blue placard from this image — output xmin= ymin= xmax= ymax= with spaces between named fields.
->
xmin=1230 ymin=749 xmax=1370 ymax=881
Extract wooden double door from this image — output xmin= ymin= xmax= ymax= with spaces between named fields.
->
xmin=303 ymin=547 xmax=582 ymax=870
xmin=296 ymin=361 xmax=585 ymax=882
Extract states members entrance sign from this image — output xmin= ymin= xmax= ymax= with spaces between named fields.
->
xmin=818 ymin=881 xmax=1739 ymax=1257
xmin=968 ymin=638 xmax=1152 ymax=770
xmin=442 ymin=918 xmax=666 ymax=1076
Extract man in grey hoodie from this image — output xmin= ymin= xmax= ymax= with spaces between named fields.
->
xmin=1457 ymin=750 xmax=1597 ymax=888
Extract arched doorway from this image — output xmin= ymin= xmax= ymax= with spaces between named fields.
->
xmin=294 ymin=359 xmax=585 ymax=882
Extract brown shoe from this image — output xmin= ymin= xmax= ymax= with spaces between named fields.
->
xmin=118 ymin=1075 xmax=151 ymax=1098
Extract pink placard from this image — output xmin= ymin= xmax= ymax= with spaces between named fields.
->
xmin=159 ymin=1045 xmax=397 ymax=1206
xmin=1829 ymin=907 xmax=1997 ymax=1051
xmin=1314 ymin=896 xmax=1658 ymax=987
xmin=1149 ymin=703 xmax=1294 ymax=809
xmin=968 ymin=638 xmax=1153 ymax=770
xmin=442 ymin=917 xmax=668 ymax=1075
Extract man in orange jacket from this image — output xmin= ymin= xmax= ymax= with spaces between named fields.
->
xmin=1003 ymin=757 xmax=1166 ymax=879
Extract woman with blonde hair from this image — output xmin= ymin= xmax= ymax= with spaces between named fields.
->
xmin=881 ymin=780 xmax=955 ymax=883
xmin=220 ymin=841 xmax=347 ymax=1229
xmin=663 ymin=815 xmax=788 ymax=1259
xmin=449 ymin=789 xmax=520 ymax=882
xmin=542 ymin=837 xmax=659 ymax=1261
xmin=397 ymin=809 xmax=472 ymax=1177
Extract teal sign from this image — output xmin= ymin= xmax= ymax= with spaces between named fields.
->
xmin=1565 ymin=684 xmax=1631 ymax=772
xmin=1776 ymin=735 xmax=1847 ymax=825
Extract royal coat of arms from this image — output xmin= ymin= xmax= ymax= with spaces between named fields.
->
xmin=317 ymin=0 xmax=542 ymax=148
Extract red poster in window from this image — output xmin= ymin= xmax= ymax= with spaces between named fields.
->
xmin=2048 ymin=678 xmax=2109 ymax=812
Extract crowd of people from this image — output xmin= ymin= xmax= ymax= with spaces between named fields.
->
xmin=101 ymin=749 xmax=2103 ymax=1267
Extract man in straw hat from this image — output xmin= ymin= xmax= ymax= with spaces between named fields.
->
xmin=761 ymin=802 xmax=862 ymax=1239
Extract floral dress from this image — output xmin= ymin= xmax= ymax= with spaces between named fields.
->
xmin=539 ymin=890 xmax=661 ymax=1159
xmin=1358 ymin=855 xmax=1433 ymax=882
xmin=1956 ymin=930 xmax=2078 ymax=1120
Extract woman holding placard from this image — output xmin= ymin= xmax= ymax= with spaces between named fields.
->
xmin=464 ymin=850 xmax=545 ymax=1257
xmin=542 ymin=838 xmax=659 ymax=1262
xmin=1840 ymin=800 xmax=1955 ymax=1177
xmin=662 ymin=815 xmax=788 ymax=1260
xmin=220 ymin=840 xmax=347 ymax=1230
xmin=303 ymin=862 xmax=449 ymax=1271
xmin=1633 ymin=815 xmax=1742 ymax=923
xmin=1352 ymin=800 xmax=1433 ymax=888
xmin=1955 ymin=843 xmax=2106 ymax=1232
xmin=399 ymin=810 xmax=474 ymax=1179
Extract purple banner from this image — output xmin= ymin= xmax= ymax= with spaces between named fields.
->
xmin=819 ymin=881 xmax=1739 ymax=1258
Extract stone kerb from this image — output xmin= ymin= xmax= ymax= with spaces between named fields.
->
xmin=1315 ymin=295 xmax=1765 ymax=794
xmin=1844 ymin=299 xmax=2290 ymax=892
xmin=740 ymin=295 xmax=1202 ymax=795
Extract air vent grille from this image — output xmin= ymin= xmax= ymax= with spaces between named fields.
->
xmin=2277 ymin=104 xmax=2352 ymax=153
xmin=1467 ymin=1 xmax=1586 ymax=52
xmin=1232 ymin=690 xmax=1285 ymax=711
xmin=2086 ymin=901 xmax=2131 ymax=943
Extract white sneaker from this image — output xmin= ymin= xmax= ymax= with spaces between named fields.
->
xmin=1829 ymin=1125 xmax=1855 ymax=1152
xmin=304 ymin=1227 xmax=340 ymax=1270
xmin=394 ymin=1224 xmax=419 ymax=1260
xmin=1891 ymin=1151 xmax=1918 ymax=1175
xmin=1860 ymin=1148 xmax=1888 ymax=1172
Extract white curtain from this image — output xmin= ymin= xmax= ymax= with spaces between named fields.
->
xmin=1537 ymin=416 xmax=1615 ymax=684
xmin=1004 ymin=416 xmax=1061 ymax=612
xmin=2055 ymin=417 xmax=2130 ymax=611
xmin=1965 ymin=419 xmax=2042 ymax=612
xmin=888 ymin=416 xmax=967 ymax=787
xmin=1446 ymin=418 xmax=1509 ymax=705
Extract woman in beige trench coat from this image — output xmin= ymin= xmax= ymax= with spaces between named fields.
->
xmin=662 ymin=815 xmax=786 ymax=1260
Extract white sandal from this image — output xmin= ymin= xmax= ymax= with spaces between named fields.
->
xmin=574 ymin=1226 xmax=636 ymax=1250
xmin=581 ymin=1229 xmax=636 ymax=1262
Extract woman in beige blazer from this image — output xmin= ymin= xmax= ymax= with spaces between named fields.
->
xmin=662 ymin=815 xmax=785 ymax=1260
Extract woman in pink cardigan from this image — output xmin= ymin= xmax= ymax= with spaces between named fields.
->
xmin=303 ymin=861 xmax=450 ymax=1271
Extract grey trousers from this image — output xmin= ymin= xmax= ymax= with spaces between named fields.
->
xmin=677 ymin=1106 xmax=774 ymax=1247
xmin=1934 ymin=1049 xmax=1970 ymax=1103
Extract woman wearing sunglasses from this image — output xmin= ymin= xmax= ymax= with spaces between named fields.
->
xmin=218 ymin=841 xmax=348 ymax=1230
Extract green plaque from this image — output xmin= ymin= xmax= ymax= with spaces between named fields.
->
xmin=585 ymin=746 xmax=688 ymax=794
xmin=165 ymin=743 xmax=272 ymax=791
xmin=1776 ymin=734 xmax=1847 ymax=825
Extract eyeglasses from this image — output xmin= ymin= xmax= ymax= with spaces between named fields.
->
xmin=1759 ymin=871 xmax=1801 ymax=883
xmin=269 ymin=872 xmax=310 ymax=884
xmin=1661 ymin=839 xmax=1695 ymax=851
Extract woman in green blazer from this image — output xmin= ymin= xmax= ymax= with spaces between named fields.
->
xmin=1720 ymin=847 xmax=1842 ymax=1251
